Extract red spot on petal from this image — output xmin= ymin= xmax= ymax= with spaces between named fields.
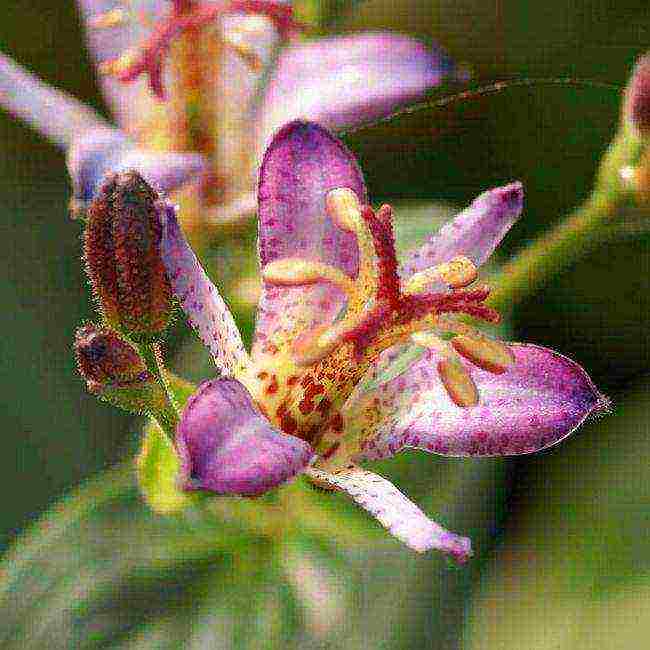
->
xmin=265 ymin=374 xmax=279 ymax=395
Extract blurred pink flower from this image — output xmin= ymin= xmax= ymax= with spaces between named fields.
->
xmin=160 ymin=120 xmax=609 ymax=560
xmin=1 ymin=1 xmax=456 ymax=225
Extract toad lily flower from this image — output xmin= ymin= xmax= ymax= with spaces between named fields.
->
xmin=0 ymin=1 xmax=455 ymax=226
xmin=0 ymin=51 xmax=206 ymax=215
xmin=161 ymin=120 xmax=608 ymax=560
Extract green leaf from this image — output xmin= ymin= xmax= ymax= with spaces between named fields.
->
xmin=0 ymin=464 xmax=256 ymax=648
xmin=137 ymin=421 xmax=200 ymax=515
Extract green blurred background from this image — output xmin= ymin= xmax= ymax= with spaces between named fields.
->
xmin=0 ymin=1 xmax=649 ymax=648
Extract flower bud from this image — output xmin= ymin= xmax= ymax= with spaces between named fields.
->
xmin=84 ymin=170 xmax=173 ymax=340
xmin=74 ymin=324 xmax=149 ymax=393
xmin=624 ymin=53 xmax=650 ymax=137
xmin=74 ymin=324 xmax=165 ymax=414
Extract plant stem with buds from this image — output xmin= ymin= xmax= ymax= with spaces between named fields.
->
xmin=489 ymin=129 xmax=642 ymax=312
xmin=137 ymin=341 xmax=180 ymax=439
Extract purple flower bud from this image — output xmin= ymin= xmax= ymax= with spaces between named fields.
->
xmin=84 ymin=171 xmax=173 ymax=339
xmin=625 ymin=53 xmax=650 ymax=136
xmin=74 ymin=324 xmax=150 ymax=394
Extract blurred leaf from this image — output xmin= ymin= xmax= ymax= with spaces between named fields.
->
xmin=137 ymin=421 xmax=199 ymax=515
xmin=563 ymin=576 xmax=650 ymax=650
xmin=392 ymin=200 xmax=459 ymax=256
xmin=464 ymin=380 xmax=650 ymax=650
xmin=0 ymin=463 xmax=253 ymax=648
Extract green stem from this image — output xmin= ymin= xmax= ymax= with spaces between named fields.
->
xmin=137 ymin=341 xmax=179 ymax=439
xmin=488 ymin=189 xmax=616 ymax=312
xmin=489 ymin=129 xmax=641 ymax=313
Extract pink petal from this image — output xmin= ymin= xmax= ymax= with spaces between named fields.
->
xmin=253 ymin=120 xmax=366 ymax=356
xmin=117 ymin=147 xmax=206 ymax=193
xmin=0 ymin=51 xmax=109 ymax=148
xmin=353 ymin=343 xmax=609 ymax=460
xmin=68 ymin=127 xmax=206 ymax=206
xmin=257 ymin=32 xmax=453 ymax=152
xmin=178 ymin=377 xmax=314 ymax=496
xmin=160 ymin=203 xmax=249 ymax=376
xmin=400 ymin=183 xmax=524 ymax=290
xmin=307 ymin=466 xmax=472 ymax=561
xmin=76 ymin=0 xmax=161 ymax=130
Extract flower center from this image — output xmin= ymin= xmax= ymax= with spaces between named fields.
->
xmin=259 ymin=188 xmax=512 ymax=454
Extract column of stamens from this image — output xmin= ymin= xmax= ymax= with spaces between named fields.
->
xmin=263 ymin=188 xmax=511 ymax=412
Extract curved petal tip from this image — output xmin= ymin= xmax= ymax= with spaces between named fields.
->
xmin=495 ymin=181 xmax=524 ymax=213
xmin=176 ymin=378 xmax=314 ymax=496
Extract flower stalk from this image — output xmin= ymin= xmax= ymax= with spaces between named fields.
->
xmin=489 ymin=75 xmax=649 ymax=313
xmin=136 ymin=340 xmax=180 ymax=439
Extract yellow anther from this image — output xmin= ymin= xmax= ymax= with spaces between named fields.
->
xmin=410 ymin=330 xmax=479 ymax=406
xmin=326 ymin=188 xmax=362 ymax=232
xmin=451 ymin=334 xmax=514 ymax=374
xmin=437 ymin=357 xmax=479 ymax=407
xmin=405 ymin=256 xmax=478 ymax=294
xmin=98 ymin=50 xmax=138 ymax=77
xmin=89 ymin=8 xmax=128 ymax=29
xmin=262 ymin=258 xmax=357 ymax=296
xmin=292 ymin=324 xmax=339 ymax=367
xmin=292 ymin=312 xmax=365 ymax=367
xmin=326 ymin=188 xmax=377 ymax=310
xmin=222 ymin=37 xmax=263 ymax=71
xmin=410 ymin=330 xmax=447 ymax=352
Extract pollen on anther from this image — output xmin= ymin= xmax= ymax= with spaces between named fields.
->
xmin=325 ymin=188 xmax=362 ymax=232
xmin=89 ymin=8 xmax=128 ymax=30
xmin=452 ymin=334 xmax=514 ymax=374
xmin=437 ymin=358 xmax=479 ymax=407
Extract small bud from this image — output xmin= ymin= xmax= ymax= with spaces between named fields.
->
xmin=74 ymin=324 xmax=164 ymax=414
xmin=84 ymin=171 xmax=173 ymax=340
xmin=75 ymin=324 xmax=148 ymax=392
xmin=624 ymin=53 xmax=650 ymax=137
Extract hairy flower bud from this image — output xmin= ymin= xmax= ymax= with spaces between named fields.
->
xmin=624 ymin=53 xmax=650 ymax=137
xmin=74 ymin=324 xmax=149 ymax=393
xmin=84 ymin=171 xmax=173 ymax=340
xmin=74 ymin=324 xmax=168 ymax=414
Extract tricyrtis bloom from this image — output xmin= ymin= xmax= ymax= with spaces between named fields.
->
xmin=161 ymin=120 xmax=608 ymax=560
xmin=0 ymin=1 xmax=454 ymax=227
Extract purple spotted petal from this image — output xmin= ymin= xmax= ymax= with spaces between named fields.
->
xmin=256 ymin=33 xmax=453 ymax=153
xmin=307 ymin=466 xmax=472 ymax=561
xmin=258 ymin=119 xmax=366 ymax=272
xmin=0 ymin=51 xmax=109 ymax=148
xmin=177 ymin=377 xmax=314 ymax=496
xmin=160 ymin=204 xmax=249 ymax=376
xmin=76 ymin=0 xmax=161 ymax=131
xmin=400 ymin=183 xmax=524 ymax=290
xmin=67 ymin=127 xmax=206 ymax=206
xmin=253 ymin=120 xmax=366 ymax=356
xmin=352 ymin=343 xmax=608 ymax=460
